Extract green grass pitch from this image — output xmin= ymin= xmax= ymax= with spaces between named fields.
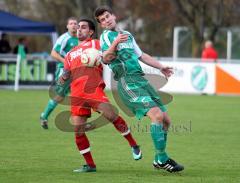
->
xmin=0 ymin=90 xmax=239 ymax=183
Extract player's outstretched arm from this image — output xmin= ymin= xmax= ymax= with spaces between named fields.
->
xmin=51 ymin=49 xmax=65 ymax=63
xmin=140 ymin=53 xmax=173 ymax=78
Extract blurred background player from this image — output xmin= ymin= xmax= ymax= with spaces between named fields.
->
xmin=95 ymin=6 xmax=184 ymax=173
xmin=201 ymin=40 xmax=218 ymax=62
xmin=13 ymin=37 xmax=29 ymax=54
xmin=58 ymin=18 xmax=141 ymax=172
xmin=39 ymin=17 xmax=78 ymax=129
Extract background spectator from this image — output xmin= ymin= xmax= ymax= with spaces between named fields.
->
xmin=0 ymin=33 xmax=11 ymax=53
xmin=13 ymin=37 xmax=29 ymax=54
xmin=201 ymin=40 xmax=218 ymax=62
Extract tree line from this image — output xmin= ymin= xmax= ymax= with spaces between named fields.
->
xmin=1 ymin=0 xmax=240 ymax=58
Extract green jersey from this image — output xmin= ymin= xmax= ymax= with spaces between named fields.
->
xmin=53 ymin=32 xmax=78 ymax=68
xmin=101 ymin=29 xmax=167 ymax=119
xmin=100 ymin=30 xmax=143 ymax=80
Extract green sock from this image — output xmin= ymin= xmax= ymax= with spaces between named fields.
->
xmin=41 ymin=99 xmax=58 ymax=120
xmin=150 ymin=123 xmax=169 ymax=163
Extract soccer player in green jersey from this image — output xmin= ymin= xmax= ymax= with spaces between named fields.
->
xmin=95 ymin=6 xmax=184 ymax=172
xmin=40 ymin=17 xmax=79 ymax=129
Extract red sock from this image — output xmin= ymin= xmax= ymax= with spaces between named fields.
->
xmin=75 ymin=133 xmax=96 ymax=168
xmin=113 ymin=116 xmax=137 ymax=147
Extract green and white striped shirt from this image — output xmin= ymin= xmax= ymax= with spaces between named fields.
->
xmin=53 ymin=32 xmax=78 ymax=68
xmin=100 ymin=29 xmax=143 ymax=80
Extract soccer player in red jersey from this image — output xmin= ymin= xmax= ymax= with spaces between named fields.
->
xmin=59 ymin=18 xmax=142 ymax=173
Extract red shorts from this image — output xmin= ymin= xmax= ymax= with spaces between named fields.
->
xmin=70 ymin=87 xmax=109 ymax=116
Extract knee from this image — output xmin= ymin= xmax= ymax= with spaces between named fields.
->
xmin=154 ymin=112 xmax=164 ymax=122
xmin=102 ymin=111 xmax=117 ymax=122
xmin=147 ymin=107 xmax=164 ymax=122
xmin=98 ymin=103 xmax=118 ymax=122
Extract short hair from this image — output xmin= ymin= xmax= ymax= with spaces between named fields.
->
xmin=67 ymin=17 xmax=78 ymax=24
xmin=79 ymin=17 xmax=95 ymax=33
xmin=94 ymin=6 xmax=113 ymax=23
xmin=19 ymin=37 xmax=25 ymax=43
xmin=205 ymin=40 xmax=213 ymax=48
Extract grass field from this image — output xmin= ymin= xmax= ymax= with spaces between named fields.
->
xmin=0 ymin=90 xmax=240 ymax=183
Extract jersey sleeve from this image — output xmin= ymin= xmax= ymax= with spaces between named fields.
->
xmin=100 ymin=32 xmax=111 ymax=52
xmin=53 ymin=36 xmax=63 ymax=53
xmin=132 ymin=36 xmax=143 ymax=58
xmin=53 ymin=33 xmax=68 ymax=57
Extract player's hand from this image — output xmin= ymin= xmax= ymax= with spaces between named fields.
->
xmin=58 ymin=75 xmax=66 ymax=85
xmin=103 ymin=52 xmax=116 ymax=64
xmin=160 ymin=66 xmax=174 ymax=78
xmin=114 ymin=33 xmax=128 ymax=45
xmin=58 ymin=71 xmax=70 ymax=85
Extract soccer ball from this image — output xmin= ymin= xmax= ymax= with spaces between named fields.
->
xmin=81 ymin=48 xmax=102 ymax=67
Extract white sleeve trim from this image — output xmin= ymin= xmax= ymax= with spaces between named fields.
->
xmin=59 ymin=36 xmax=69 ymax=57
xmin=132 ymin=37 xmax=142 ymax=58
xmin=103 ymin=31 xmax=111 ymax=47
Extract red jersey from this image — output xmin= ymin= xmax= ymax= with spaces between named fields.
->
xmin=64 ymin=38 xmax=105 ymax=97
xmin=201 ymin=47 xmax=218 ymax=62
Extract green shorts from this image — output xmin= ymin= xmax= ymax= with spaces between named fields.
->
xmin=117 ymin=75 xmax=167 ymax=120
xmin=54 ymin=66 xmax=70 ymax=97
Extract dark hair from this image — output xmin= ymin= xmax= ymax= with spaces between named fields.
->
xmin=79 ymin=18 xmax=96 ymax=32
xmin=94 ymin=6 xmax=113 ymax=23
xmin=18 ymin=37 xmax=26 ymax=43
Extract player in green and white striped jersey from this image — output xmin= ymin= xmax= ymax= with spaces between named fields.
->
xmin=95 ymin=6 xmax=184 ymax=172
xmin=40 ymin=17 xmax=78 ymax=129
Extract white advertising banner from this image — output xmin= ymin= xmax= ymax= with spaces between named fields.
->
xmin=140 ymin=61 xmax=216 ymax=94
xmin=103 ymin=60 xmax=240 ymax=95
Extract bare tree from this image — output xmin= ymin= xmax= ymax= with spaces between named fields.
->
xmin=2 ymin=0 xmax=240 ymax=57
xmin=171 ymin=0 xmax=225 ymax=57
